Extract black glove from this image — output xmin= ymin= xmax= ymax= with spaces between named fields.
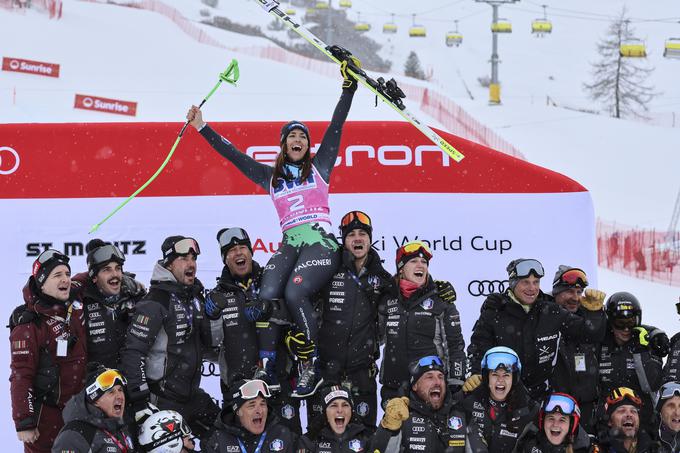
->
xmin=244 ymin=299 xmax=273 ymax=322
xmin=205 ymin=292 xmax=229 ymax=320
xmin=133 ymin=401 xmax=158 ymax=423
xmin=435 ymin=280 xmax=457 ymax=303
xmin=122 ymin=273 xmax=146 ymax=299
xmin=285 ymin=329 xmax=315 ymax=361
xmin=648 ymin=328 xmax=670 ymax=358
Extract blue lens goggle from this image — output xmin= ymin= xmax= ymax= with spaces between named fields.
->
xmin=482 ymin=351 xmax=520 ymax=372
xmin=418 ymin=355 xmax=443 ymax=367
xmin=544 ymin=393 xmax=579 ymax=416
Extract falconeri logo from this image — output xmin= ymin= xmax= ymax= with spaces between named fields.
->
xmin=0 ymin=146 xmax=20 ymax=175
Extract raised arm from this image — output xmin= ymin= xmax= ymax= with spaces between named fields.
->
xmin=187 ymin=106 xmax=274 ymax=191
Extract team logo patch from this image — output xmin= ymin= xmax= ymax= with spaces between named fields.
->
xmin=293 ymin=275 xmax=303 ymax=284
xmin=356 ymin=402 xmax=370 ymax=417
xmin=420 ymin=298 xmax=434 ymax=310
xmin=269 ymin=439 xmax=284 ymax=451
xmin=136 ymin=314 xmax=150 ymax=325
xmin=70 ymin=301 xmax=82 ymax=310
xmin=348 ymin=439 xmax=363 ymax=452
xmin=448 ymin=416 xmax=462 ymax=430
xmin=367 ymin=275 xmax=380 ymax=289
xmin=281 ymin=404 xmax=295 ymax=420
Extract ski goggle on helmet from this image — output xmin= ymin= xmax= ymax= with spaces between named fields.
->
xmin=339 ymin=211 xmax=373 ymax=239
xmin=507 ymin=258 xmax=545 ymax=280
xmin=539 ymin=393 xmax=581 ymax=436
xmin=231 ymin=379 xmax=272 ymax=411
xmin=481 ymin=346 xmax=522 ymax=373
xmin=553 ymin=268 xmax=588 ymax=288
xmin=86 ymin=369 xmax=127 ymax=402
xmin=604 ymin=387 xmax=642 ymax=415
xmin=87 ymin=244 xmax=125 ymax=277
xmin=656 ymin=381 xmax=680 ymax=412
xmin=217 ymin=227 xmax=252 ymax=257
xmin=138 ymin=410 xmax=192 ymax=453
xmin=396 ymin=241 xmax=433 ymax=270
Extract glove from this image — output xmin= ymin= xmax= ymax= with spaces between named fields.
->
xmin=122 ymin=273 xmax=146 ymax=298
xmin=435 ymin=280 xmax=457 ymax=303
xmin=650 ymin=328 xmax=671 ymax=358
xmin=380 ymin=397 xmax=409 ymax=431
xmin=133 ymin=401 xmax=159 ymax=423
xmin=204 ymin=292 xmax=228 ymax=320
xmin=285 ymin=329 xmax=315 ymax=361
xmin=580 ymin=288 xmax=606 ymax=311
xmin=340 ymin=58 xmax=361 ymax=92
xmin=244 ymin=299 xmax=273 ymax=322
xmin=463 ymin=374 xmax=482 ymax=393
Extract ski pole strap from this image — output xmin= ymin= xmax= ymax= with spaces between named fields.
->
xmin=89 ymin=60 xmax=239 ymax=233
xmin=632 ymin=352 xmax=653 ymax=396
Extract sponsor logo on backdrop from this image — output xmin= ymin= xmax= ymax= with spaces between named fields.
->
xmin=468 ymin=280 xmax=509 ymax=297
xmin=2 ymin=57 xmax=60 ymax=77
xmin=25 ymin=240 xmax=146 ymax=257
xmin=247 ymin=144 xmax=452 ymax=167
xmin=74 ymin=94 xmax=137 ymax=116
xmin=201 ymin=360 xmax=220 ymax=377
xmin=0 ymin=146 xmax=20 ymax=175
xmin=370 ymin=235 xmax=512 ymax=255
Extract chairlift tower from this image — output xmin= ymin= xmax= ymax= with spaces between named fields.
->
xmin=475 ymin=0 xmax=519 ymax=105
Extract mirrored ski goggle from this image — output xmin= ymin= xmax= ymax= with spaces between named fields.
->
xmin=239 ymin=379 xmax=271 ymax=400
xmin=606 ymin=387 xmax=642 ymax=407
xmin=482 ymin=351 xmax=521 ymax=372
xmin=611 ymin=317 xmax=637 ymax=330
xmin=217 ymin=228 xmax=250 ymax=250
xmin=164 ymin=238 xmax=200 ymax=258
xmin=86 ymin=369 xmax=127 ymax=400
xmin=554 ymin=268 xmax=588 ymax=288
xmin=33 ymin=249 xmax=70 ymax=277
xmin=398 ymin=241 xmax=433 ymax=261
xmin=659 ymin=382 xmax=680 ymax=401
xmin=409 ymin=355 xmax=444 ymax=376
xmin=88 ymin=244 xmax=125 ymax=267
xmin=340 ymin=211 xmax=372 ymax=228
xmin=511 ymin=259 xmax=544 ymax=279
xmin=544 ymin=393 xmax=580 ymax=416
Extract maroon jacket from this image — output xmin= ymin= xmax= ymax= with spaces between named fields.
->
xmin=9 ymin=277 xmax=87 ymax=431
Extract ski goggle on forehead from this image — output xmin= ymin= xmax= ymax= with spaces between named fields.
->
xmin=659 ymin=382 xmax=680 ymax=402
xmin=239 ymin=379 xmax=271 ymax=400
xmin=606 ymin=387 xmax=642 ymax=407
xmin=217 ymin=228 xmax=250 ymax=249
xmin=33 ymin=249 xmax=70 ymax=277
xmin=86 ymin=369 xmax=127 ymax=400
xmin=89 ymin=244 xmax=125 ymax=267
xmin=340 ymin=211 xmax=372 ymax=228
xmin=409 ymin=355 xmax=443 ymax=373
xmin=554 ymin=268 xmax=588 ymax=287
xmin=544 ymin=393 xmax=580 ymax=416
xmin=400 ymin=241 xmax=433 ymax=260
xmin=165 ymin=238 xmax=200 ymax=257
xmin=511 ymin=259 xmax=544 ymax=278
xmin=482 ymin=351 xmax=521 ymax=372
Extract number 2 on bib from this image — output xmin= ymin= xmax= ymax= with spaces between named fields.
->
xmin=287 ymin=195 xmax=305 ymax=212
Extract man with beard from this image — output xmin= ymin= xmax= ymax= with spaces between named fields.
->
xmin=120 ymin=236 xmax=219 ymax=441
xmin=71 ymin=239 xmax=146 ymax=369
xmin=599 ymin=387 xmax=659 ymax=453
xmin=205 ymin=227 xmax=302 ymax=433
xmin=371 ymin=355 xmax=468 ymax=453
xmin=655 ymin=382 xmax=680 ymax=452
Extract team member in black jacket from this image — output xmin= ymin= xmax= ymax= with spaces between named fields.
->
xmin=203 ymin=379 xmax=299 ymax=453
xmin=663 ymin=300 xmax=680 ymax=383
xmin=306 ymin=211 xmax=392 ymax=429
xmin=548 ymin=265 xmax=605 ymax=434
xmin=465 ymin=258 xmax=607 ymax=402
xmin=598 ymin=292 xmax=667 ymax=435
xmin=71 ymin=239 xmax=146 ymax=369
xmin=299 ymin=384 xmax=373 ymax=453
xmin=655 ymin=381 xmax=680 ymax=453
xmin=371 ymin=355 xmax=468 ymax=453
xmin=379 ymin=240 xmax=465 ymax=404
xmin=205 ymin=227 xmax=302 ymax=434
xmin=120 ymin=235 xmax=219 ymax=440
xmin=598 ymin=387 xmax=660 ymax=453
xmin=464 ymin=347 xmax=539 ymax=453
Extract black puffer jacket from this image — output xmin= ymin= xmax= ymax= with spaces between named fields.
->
xmin=298 ymin=423 xmax=372 ymax=453
xmin=203 ymin=409 xmax=299 ymax=453
xmin=317 ymin=248 xmax=392 ymax=380
xmin=513 ymin=422 xmax=596 ymax=453
xmin=467 ymin=291 xmax=606 ymax=401
xmin=51 ymin=390 xmax=134 ymax=453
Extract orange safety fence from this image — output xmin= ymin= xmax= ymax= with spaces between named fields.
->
xmin=597 ymin=219 xmax=680 ymax=287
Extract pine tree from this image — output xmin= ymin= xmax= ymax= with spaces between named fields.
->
xmin=404 ymin=51 xmax=426 ymax=80
xmin=583 ymin=8 xmax=658 ymax=119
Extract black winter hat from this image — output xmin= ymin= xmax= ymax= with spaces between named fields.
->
xmin=86 ymin=239 xmax=125 ymax=278
xmin=320 ymin=385 xmax=353 ymax=412
xmin=280 ymin=121 xmax=310 ymax=145
xmin=409 ymin=355 xmax=446 ymax=385
xmin=216 ymin=227 xmax=253 ymax=260
xmin=32 ymin=249 xmax=70 ymax=288
xmin=339 ymin=211 xmax=372 ymax=244
xmin=84 ymin=362 xmax=127 ymax=403
xmin=228 ymin=379 xmax=271 ymax=413
xmin=551 ymin=265 xmax=588 ymax=296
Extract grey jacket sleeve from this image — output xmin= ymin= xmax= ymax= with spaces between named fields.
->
xmin=51 ymin=429 xmax=91 ymax=453
xmin=312 ymin=89 xmax=355 ymax=182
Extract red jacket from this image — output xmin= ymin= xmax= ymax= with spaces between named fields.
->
xmin=9 ymin=277 xmax=87 ymax=431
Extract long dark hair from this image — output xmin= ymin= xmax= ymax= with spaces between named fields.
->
xmin=271 ymin=143 xmax=312 ymax=183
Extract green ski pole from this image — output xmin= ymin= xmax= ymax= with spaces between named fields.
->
xmin=89 ymin=60 xmax=239 ymax=234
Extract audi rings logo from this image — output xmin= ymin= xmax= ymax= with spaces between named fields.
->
xmin=200 ymin=360 xmax=220 ymax=377
xmin=0 ymin=146 xmax=20 ymax=175
xmin=82 ymin=97 xmax=94 ymax=108
xmin=468 ymin=280 xmax=509 ymax=297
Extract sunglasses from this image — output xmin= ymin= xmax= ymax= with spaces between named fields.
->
xmin=239 ymin=379 xmax=271 ymax=400
xmin=544 ymin=393 xmax=580 ymax=416
xmin=611 ymin=317 xmax=637 ymax=330
xmin=512 ymin=259 xmax=545 ymax=279
xmin=606 ymin=387 xmax=642 ymax=407
xmin=86 ymin=369 xmax=127 ymax=401
xmin=482 ymin=351 xmax=521 ymax=372
xmin=340 ymin=211 xmax=372 ymax=228
xmin=217 ymin=228 xmax=250 ymax=249
xmin=88 ymin=244 xmax=125 ymax=267
xmin=164 ymin=238 xmax=200 ymax=258
xmin=554 ymin=268 xmax=588 ymax=287
xmin=659 ymin=382 xmax=680 ymax=401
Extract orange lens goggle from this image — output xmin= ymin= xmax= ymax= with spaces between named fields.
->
xmin=402 ymin=240 xmax=432 ymax=257
xmin=606 ymin=387 xmax=642 ymax=407
xmin=340 ymin=211 xmax=371 ymax=228
xmin=557 ymin=268 xmax=588 ymax=287
xmin=96 ymin=369 xmax=127 ymax=390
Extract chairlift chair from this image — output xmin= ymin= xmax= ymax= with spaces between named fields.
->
xmin=383 ymin=13 xmax=397 ymax=34
xmin=491 ymin=19 xmax=512 ymax=33
xmin=339 ymin=0 xmax=352 ymax=8
xmin=531 ymin=19 xmax=552 ymax=35
xmin=664 ymin=38 xmax=680 ymax=59
xmin=315 ymin=1 xmax=329 ymax=9
xmin=409 ymin=14 xmax=426 ymax=37
xmin=354 ymin=12 xmax=370 ymax=32
xmin=620 ymin=40 xmax=647 ymax=58
xmin=445 ymin=20 xmax=462 ymax=47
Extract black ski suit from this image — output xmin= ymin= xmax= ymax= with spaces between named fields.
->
xmin=663 ymin=332 xmax=680 ymax=383
xmin=467 ymin=291 xmax=606 ymax=402
xmin=298 ymin=422 xmax=373 ymax=453
xmin=203 ymin=409 xmax=299 ymax=453
xmin=198 ymin=89 xmax=355 ymax=345
xmin=512 ymin=422 xmax=596 ymax=453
